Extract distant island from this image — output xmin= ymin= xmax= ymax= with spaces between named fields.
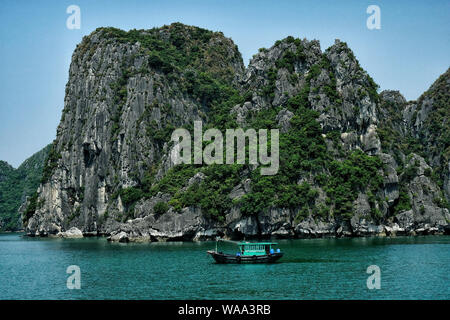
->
xmin=0 ymin=145 xmax=50 ymax=231
xmin=2 ymin=23 xmax=449 ymax=240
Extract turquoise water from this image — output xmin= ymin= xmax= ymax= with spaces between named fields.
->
xmin=0 ymin=233 xmax=449 ymax=299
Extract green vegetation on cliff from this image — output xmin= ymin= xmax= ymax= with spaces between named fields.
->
xmin=124 ymin=86 xmax=383 ymax=223
xmin=101 ymin=32 xmax=386 ymax=223
xmin=417 ymin=68 xmax=450 ymax=189
xmin=0 ymin=145 xmax=51 ymax=231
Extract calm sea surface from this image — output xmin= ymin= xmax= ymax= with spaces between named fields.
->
xmin=0 ymin=233 xmax=449 ymax=299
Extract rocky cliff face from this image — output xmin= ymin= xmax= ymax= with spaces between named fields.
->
xmin=23 ymin=23 xmax=450 ymax=241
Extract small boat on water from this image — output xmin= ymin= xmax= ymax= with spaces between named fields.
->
xmin=207 ymin=239 xmax=283 ymax=264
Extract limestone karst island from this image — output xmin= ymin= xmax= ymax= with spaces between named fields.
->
xmin=0 ymin=1 xmax=449 ymax=303
xmin=1 ymin=24 xmax=447 ymax=241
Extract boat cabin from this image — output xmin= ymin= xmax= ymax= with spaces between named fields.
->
xmin=237 ymin=242 xmax=279 ymax=256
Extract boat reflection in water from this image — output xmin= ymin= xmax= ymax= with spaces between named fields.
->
xmin=207 ymin=238 xmax=283 ymax=264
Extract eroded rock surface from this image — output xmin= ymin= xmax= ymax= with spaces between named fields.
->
xmin=22 ymin=24 xmax=449 ymax=241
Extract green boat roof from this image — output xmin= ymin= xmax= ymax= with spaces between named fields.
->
xmin=237 ymin=242 xmax=278 ymax=245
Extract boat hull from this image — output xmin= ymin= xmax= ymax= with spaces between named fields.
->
xmin=207 ymin=250 xmax=283 ymax=264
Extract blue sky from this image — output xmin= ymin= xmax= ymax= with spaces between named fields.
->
xmin=0 ymin=0 xmax=449 ymax=167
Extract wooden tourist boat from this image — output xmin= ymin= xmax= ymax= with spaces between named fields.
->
xmin=207 ymin=239 xmax=283 ymax=264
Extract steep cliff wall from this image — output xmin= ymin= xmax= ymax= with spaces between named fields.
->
xmin=23 ymin=23 xmax=450 ymax=240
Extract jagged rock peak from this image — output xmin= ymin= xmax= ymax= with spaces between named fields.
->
xmin=379 ymin=90 xmax=407 ymax=106
xmin=73 ymin=22 xmax=245 ymax=84
xmin=417 ymin=67 xmax=450 ymax=104
xmin=250 ymin=36 xmax=322 ymax=67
